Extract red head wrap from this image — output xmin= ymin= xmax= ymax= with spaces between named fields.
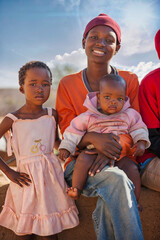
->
xmin=155 ymin=29 xmax=160 ymax=60
xmin=83 ymin=13 xmax=121 ymax=44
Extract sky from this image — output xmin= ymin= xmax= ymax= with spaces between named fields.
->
xmin=0 ymin=0 xmax=160 ymax=88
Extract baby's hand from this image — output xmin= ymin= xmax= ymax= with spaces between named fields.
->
xmin=132 ymin=140 xmax=146 ymax=157
xmin=59 ymin=149 xmax=70 ymax=161
xmin=6 ymin=168 xmax=31 ymax=187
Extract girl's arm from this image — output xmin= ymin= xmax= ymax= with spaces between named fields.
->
xmin=52 ymin=109 xmax=61 ymax=150
xmin=0 ymin=116 xmax=31 ymax=187
xmin=0 ymin=156 xmax=31 ymax=187
xmin=0 ymin=116 xmax=13 ymax=139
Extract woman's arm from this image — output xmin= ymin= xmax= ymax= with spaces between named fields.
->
xmin=0 ymin=116 xmax=13 ymax=139
xmin=56 ymin=80 xmax=77 ymax=135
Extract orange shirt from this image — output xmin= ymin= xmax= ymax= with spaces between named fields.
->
xmin=56 ymin=69 xmax=140 ymax=135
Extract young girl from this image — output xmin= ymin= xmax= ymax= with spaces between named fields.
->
xmin=0 ymin=61 xmax=79 ymax=240
xmin=59 ymin=74 xmax=150 ymax=206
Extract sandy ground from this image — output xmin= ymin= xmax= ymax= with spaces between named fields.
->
xmin=0 ymin=151 xmax=160 ymax=240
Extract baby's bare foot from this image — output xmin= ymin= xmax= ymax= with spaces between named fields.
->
xmin=67 ymin=187 xmax=81 ymax=200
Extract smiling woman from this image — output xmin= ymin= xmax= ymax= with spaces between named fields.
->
xmin=82 ymin=14 xmax=121 ymax=71
xmin=56 ymin=13 xmax=144 ymax=240
xmin=83 ymin=25 xmax=120 ymax=70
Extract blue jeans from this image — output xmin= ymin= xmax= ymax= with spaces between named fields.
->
xmin=64 ymin=160 xmax=144 ymax=240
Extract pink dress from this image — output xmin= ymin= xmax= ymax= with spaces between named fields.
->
xmin=0 ymin=108 xmax=79 ymax=236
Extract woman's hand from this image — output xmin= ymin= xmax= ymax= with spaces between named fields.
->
xmin=78 ymin=132 xmax=122 ymax=175
xmin=88 ymin=151 xmax=116 ymax=176
xmin=79 ymin=132 xmax=122 ymax=159
xmin=93 ymin=133 xmax=122 ymax=159
xmin=5 ymin=168 xmax=31 ymax=187
xmin=84 ymin=149 xmax=116 ymax=176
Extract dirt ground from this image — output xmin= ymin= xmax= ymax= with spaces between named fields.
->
xmin=0 ymin=151 xmax=160 ymax=240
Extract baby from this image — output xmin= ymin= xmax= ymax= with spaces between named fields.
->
xmin=59 ymin=74 xmax=150 ymax=203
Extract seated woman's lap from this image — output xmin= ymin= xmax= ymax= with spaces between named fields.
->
xmin=64 ymin=159 xmax=135 ymax=198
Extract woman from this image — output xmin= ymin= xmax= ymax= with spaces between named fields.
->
xmin=56 ymin=13 xmax=143 ymax=240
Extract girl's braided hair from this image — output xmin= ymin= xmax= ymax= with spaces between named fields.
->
xmin=19 ymin=61 xmax=52 ymax=86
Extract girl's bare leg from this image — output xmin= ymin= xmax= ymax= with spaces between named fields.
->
xmin=67 ymin=151 xmax=97 ymax=200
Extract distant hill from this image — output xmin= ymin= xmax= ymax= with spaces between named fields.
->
xmin=0 ymin=88 xmax=56 ymax=116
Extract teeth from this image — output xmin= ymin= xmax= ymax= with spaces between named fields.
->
xmin=94 ymin=50 xmax=105 ymax=55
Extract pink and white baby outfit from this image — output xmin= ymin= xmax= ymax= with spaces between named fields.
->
xmin=59 ymin=92 xmax=150 ymax=158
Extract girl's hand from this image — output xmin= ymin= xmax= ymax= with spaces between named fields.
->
xmin=59 ymin=149 xmax=70 ymax=161
xmin=88 ymin=151 xmax=115 ymax=176
xmin=132 ymin=140 xmax=146 ymax=157
xmin=5 ymin=168 xmax=31 ymax=187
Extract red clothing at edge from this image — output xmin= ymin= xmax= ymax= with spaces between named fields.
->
xmin=138 ymin=68 xmax=160 ymax=163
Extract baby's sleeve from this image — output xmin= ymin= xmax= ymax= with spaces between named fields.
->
xmin=127 ymin=109 xmax=150 ymax=148
xmin=58 ymin=113 xmax=90 ymax=154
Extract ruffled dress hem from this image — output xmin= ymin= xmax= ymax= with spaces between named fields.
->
xmin=0 ymin=205 xmax=79 ymax=236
